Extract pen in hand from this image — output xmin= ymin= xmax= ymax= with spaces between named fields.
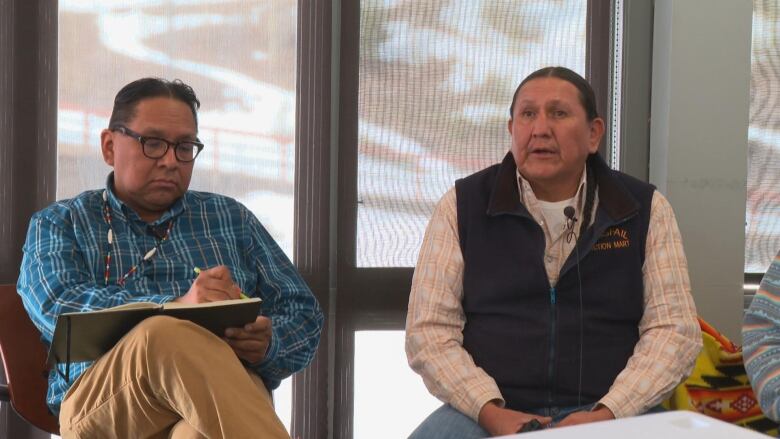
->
xmin=193 ymin=267 xmax=249 ymax=299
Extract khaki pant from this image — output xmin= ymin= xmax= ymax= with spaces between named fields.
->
xmin=59 ymin=315 xmax=290 ymax=439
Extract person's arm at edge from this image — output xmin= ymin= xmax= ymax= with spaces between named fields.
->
xmin=241 ymin=205 xmax=324 ymax=389
xmin=597 ymin=191 xmax=702 ymax=418
xmin=744 ymin=251 xmax=780 ymax=421
xmin=17 ymin=207 xmax=177 ymax=344
xmin=405 ymin=188 xmax=504 ymax=422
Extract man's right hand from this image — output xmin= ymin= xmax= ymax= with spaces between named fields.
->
xmin=478 ymin=401 xmax=552 ymax=436
xmin=175 ymin=265 xmax=242 ymax=304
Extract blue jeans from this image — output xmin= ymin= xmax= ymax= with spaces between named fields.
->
xmin=408 ymin=403 xmax=661 ymax=439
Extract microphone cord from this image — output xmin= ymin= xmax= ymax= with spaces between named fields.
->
xmin=574 ymin=238 xmax=583 ymax=408
xmin=564 ymin=207 xmax=584 ymax=407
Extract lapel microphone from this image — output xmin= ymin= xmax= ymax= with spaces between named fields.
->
xmin=563 ymin=206 xmax=576 ymax=221
xmin=564 ymin=206 xmax=578 ymax=243
xmin=564 ymin=205 xmax=584 ymax=407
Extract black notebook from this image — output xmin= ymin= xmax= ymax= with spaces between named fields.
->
xmin=47 ymin=298 xmax=262 ymax=379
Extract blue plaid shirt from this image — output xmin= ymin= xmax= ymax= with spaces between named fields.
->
xmin=17 ymin=176 xmax=323 ymax=414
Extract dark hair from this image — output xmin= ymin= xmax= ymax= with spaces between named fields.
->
xmin=108 ymin=78 xmax=201 ymax=129
xmin=579 ymin=162 xmax=596 ymax=239
xmin=509 ymin=66 xmax=599 ymax=121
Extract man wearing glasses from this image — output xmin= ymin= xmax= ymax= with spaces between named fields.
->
xmin=17 ymin=78 xmax=323 ymax=438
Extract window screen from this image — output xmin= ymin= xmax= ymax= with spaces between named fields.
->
xmin=57 ymin=0 xmax=297 ymax=258
xmin=747 ymin=0 xmax=780 ymax=273
xmin=356 ymin=0 xmax=587 ymax=267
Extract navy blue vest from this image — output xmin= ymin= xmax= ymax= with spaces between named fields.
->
xmin=455 ymin=153 xmax=654 ymax=411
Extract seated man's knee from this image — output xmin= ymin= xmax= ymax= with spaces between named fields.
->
xmin=134 ymin=315 xmax=188 ymax=334
xmin=129 ymin=315 xmax=215 ymax=352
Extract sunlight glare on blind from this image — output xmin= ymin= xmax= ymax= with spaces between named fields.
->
xmin=747 ymin=1 xmax=780 ymax=273
xmin=356 ymin=0 xmax=587 ymax=267
xmin=57 ymin=0 xmax=296 ymax=258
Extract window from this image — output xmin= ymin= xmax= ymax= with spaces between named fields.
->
xmin=746 ymin=1 xmax=780 ymax=275
xmin=353 ymin=331 xmax=440 ymax=439
xmin=355 ymin=0 xmax=588 ymax=268
xmin=57 ymin=0 xmax=296 ymax=257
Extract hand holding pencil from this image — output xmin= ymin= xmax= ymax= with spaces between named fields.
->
xmin=175 ymin=265 xmax=246 ymax=304
xmin=194 ymin=267 xmax=249 ymax=299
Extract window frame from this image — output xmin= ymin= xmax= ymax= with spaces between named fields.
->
xmin=290 ymin=1 xmax=333 ymax=438
xmin=0 ymin=1 xmax=57 ymax=438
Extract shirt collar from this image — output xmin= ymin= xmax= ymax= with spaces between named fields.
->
xmin=104 ymin=172 xmax=188 ymax=225
xmin=516 ymin=165 xmax=588 ymax=220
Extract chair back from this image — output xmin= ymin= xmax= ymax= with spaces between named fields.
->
xmin=0 ymin=284 xmax=60 ymax=434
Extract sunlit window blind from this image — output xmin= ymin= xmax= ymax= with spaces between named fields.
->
xmin=747 ymin=0 xmax=780 ymax=273
xmin=57 ymin=0 xmax=296 ymax=258
xmin=353 ymin=331 xmax=440 ymax=439
xmin=356 ymin=0 xmax=587 ymax=267
xmin=56 ymin=1 xmax=296 ymax=436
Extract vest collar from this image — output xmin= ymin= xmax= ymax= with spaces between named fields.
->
xmin=588 ymin=153 xmax=641 ymax=222
xmin=486 ymin=152 xmax=640 ymax=223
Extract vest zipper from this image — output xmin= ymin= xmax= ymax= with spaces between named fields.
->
xmin=548 ymin=286 xmax=557 ymax=407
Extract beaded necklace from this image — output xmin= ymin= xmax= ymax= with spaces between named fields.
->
xmin=102 ymin=190 xmax=174 ymax=286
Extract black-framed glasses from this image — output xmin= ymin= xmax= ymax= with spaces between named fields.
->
xmin=110 ymin=125 xmax=205 ymax=162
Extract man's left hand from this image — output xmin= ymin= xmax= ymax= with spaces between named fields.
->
xmin=224 ymin=316 xmax=272 ymax=364
xmin=555 ymin=406 xmax=614 ymax=428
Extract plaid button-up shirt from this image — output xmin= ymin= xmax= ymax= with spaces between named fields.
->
xmin=18 ymin=176 xmax=323 ymax=414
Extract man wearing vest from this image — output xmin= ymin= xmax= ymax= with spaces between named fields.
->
xmin=406 ymin=67 xmax=701 ymax=438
